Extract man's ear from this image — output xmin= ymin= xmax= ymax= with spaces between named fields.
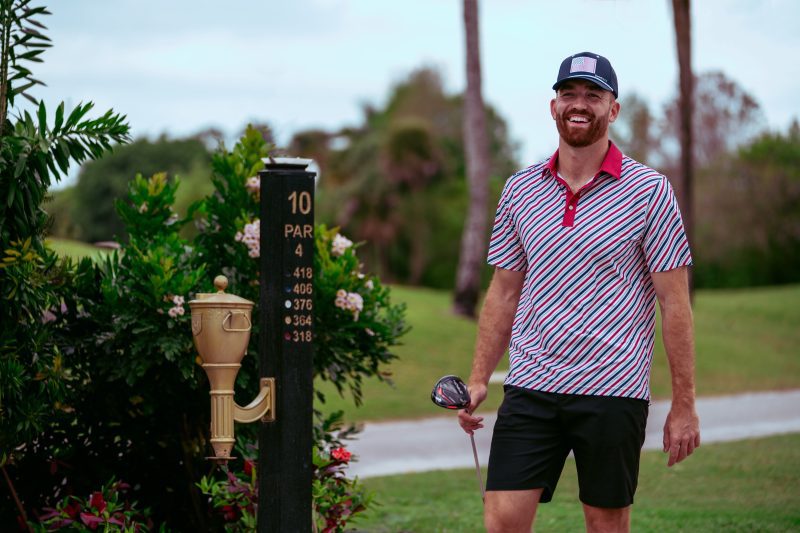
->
xmin=608 ymin=100 xmax=621 ymax=124
xmin=550 ymin=98 xmax=557 ymax=120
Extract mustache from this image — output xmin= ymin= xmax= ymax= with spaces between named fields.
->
xmin=561 ymin=109 xmax=595 ymax=120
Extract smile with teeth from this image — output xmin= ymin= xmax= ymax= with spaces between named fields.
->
xmin=568 ymin=115 xmax=591 ymax=123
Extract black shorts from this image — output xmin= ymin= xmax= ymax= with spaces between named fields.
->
xmin=486 ymin=386 xmax=648 ymax=508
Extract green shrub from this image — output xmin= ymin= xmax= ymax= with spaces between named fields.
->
xmin=8 ymin=127 xmax=407 ymax=529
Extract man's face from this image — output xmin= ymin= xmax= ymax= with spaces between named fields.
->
xmin=550 ymin=80 xmax=620 ymax=148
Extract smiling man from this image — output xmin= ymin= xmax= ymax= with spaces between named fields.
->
xmin=458 ymin=52 xmax=700 ymax=532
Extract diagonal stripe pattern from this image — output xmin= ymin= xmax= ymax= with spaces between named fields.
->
xmin=488 ymin=143 xmax=691 ymax=400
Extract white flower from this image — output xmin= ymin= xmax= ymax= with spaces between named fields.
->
xmin=236 ymin=219 xmax=261 ymax=258
xmin=365 ymin=280 xmax=374 ymax=290
xmin=172 ymin=295 xmax=185 ymax=306
xmin=346 ymin=292 xmax=363 ymax=312
xmin=334 ymin=289 xmax=364 ymax=321
xmin=246 ymin=176 xmax=261 ymax=197
xmin=168 ymin=307 xmax=180 ymax=318
xmin=331 ymin=234 xmax=353 ymax=256
xmin=138 ymin=202 xmax=148 ymax=213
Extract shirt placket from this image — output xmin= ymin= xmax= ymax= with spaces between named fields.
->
xmin=556 ymin=175 xmax=602 ymax=228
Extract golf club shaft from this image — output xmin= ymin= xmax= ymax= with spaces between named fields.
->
xmin=470 ymin=434 xmax=485 ymax=501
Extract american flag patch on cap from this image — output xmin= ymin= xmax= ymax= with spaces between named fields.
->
xmin=570 ymin=56 xmax=597 ymax=74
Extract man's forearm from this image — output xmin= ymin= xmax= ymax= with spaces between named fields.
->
xmin=469 ymin=269 xmax=524 ymax=387
xmin=660 ymin=295 xmax=696 ymax=410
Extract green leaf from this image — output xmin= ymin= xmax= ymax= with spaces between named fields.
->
xmin=53 ymin=102 xmax=64 ymax=132
xmin=37 ymin=101 xmax=47 ymax=134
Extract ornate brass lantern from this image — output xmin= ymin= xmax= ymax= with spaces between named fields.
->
xmin=189 ymin=275 xmax=274 ymax=463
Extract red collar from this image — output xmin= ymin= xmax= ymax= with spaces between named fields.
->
xmin=545 ymin=141 xmax=622 ymax=180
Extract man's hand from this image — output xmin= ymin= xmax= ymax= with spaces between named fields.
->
xmin=663 ymin=407 xmax=700 ymax=466
xmin=458 ymin=382 xmax=487 ymax=435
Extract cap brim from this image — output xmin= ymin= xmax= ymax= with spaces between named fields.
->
xmin=553 ymin=74 xmax=616 ymax=97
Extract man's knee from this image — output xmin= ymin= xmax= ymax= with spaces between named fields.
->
xmin=582 ymin=503 xmax=631 ymax=533
xmin=484 ymin=489 xmax=542 ymax=533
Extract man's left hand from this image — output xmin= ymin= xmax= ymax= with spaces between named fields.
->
xmin=662 ymin=408 xmax=701 ymax=467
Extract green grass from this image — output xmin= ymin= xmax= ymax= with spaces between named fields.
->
xmin=46 ymin=238 xmax=800 ymax=424
xmin=315 ymin=285 xmax=508 ymax=422
xmin=47 ymin=237 xmax=111 ymax=261
xmin=354 ymin=433 xmax=800 ymax=532
xmin=317 ymin=284 xmax=800 ymax=423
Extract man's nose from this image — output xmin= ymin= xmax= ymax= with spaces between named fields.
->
xmin=570 ymin=97 xmax=589 ymax=110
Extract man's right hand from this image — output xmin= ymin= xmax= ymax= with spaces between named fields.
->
xmin=457 ymin=382 xmax=487 ymax=435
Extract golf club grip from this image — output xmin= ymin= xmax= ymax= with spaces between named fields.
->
xmin=470 ymin=434 xmax=485 ymax=501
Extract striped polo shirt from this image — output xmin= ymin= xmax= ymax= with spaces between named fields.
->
xmin=488 ymin=142 xmax=691 ymax=400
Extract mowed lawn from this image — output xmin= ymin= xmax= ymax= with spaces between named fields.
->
xmin=354 ymin=433 xmax=800 ymax=532
xmin=50 ymin=238 xmax=800 ymax=423
xmin=46 ymin=237 xmax=111 ymax=261
xmin=317 ymin=283 xmax=800 ymax=422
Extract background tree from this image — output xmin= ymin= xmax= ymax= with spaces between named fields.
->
xmin=295 ymin=66 xmax=517 ymax=289
xmin=48 ymin=135 xmax=211 ymax=242
xmin=611 ymin=92 xmax=657 ymax=164
xmin=453 ymin=0 xmax=491 ymax=318
xmin=671 ymin=0 xmax=694 ymax=292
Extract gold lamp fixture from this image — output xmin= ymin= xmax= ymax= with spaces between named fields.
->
xmin=189 ymin=275 xmax=275 ymax=464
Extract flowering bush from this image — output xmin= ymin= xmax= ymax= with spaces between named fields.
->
xmin=7 ymin=126 xmax=405 ymax=528
xmin=197 ymin=452 xmax=258 ymax=532
xmin=314 ymin=224 xmax=407 ymax=405
xmin=33 ymin=478 xmax=153 ymax=532
xmin=199 ymin=432 xmax=369 ymax=533
xmin=312 ymin=444 xmax=370 ymax=533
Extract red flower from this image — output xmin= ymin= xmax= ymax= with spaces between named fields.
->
xmin=221 ymin=505 xmax=238 ymax=522
xmin=65 ymin=501 xmax=82 ymax=518
xmin=331 ymin=447 xmax=352 ymax=463
xmin=89 ymin=491 xmax=107 ymax=513
xmin=244 ymin=458 xmax=254 ymax=477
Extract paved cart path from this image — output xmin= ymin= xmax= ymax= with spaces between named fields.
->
xmin=347 ymin=389 xmax=800 ymax=478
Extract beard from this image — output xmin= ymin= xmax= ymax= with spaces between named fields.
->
xmin=555 ymin=108 xmax=610 ymax=148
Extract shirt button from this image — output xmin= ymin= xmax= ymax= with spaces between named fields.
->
xmin=568 ymin=205 xmax=574 ymax=210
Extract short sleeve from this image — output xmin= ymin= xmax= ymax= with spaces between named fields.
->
xmin=487 ymin=179 xmax=527 ymax=271
xmin=642 ymin=176 xmax=692 ymax=272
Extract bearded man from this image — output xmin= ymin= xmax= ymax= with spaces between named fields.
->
xmin=458 ymin=52 xmax=700 ymax=533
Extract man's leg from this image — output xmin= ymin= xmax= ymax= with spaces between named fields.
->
xmin=485 ymin=488 xmax=543 ymax=533
xmin=582 ymin=504 xmax=631 ymax=533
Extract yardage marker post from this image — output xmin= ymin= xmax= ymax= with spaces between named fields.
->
xmin=258 ymin=158 xmax=315 ymax=532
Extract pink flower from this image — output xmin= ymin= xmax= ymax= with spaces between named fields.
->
xmin=331 ymin=447 xmax=352 ymax=463
xmin=80 ymin=512 xmax=104 ymax=530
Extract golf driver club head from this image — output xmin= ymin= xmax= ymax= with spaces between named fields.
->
xmin=431 ymin=375 xmax=471 ymax=410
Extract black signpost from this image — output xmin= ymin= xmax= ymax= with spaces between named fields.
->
xmin=258 ymin=158 xmax=315 ymax=532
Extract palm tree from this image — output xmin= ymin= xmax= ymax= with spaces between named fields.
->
xmin=671 ymin=0 xmax=694 ymax=294
xmin=453 ymin=0 xmax=491 ymax=318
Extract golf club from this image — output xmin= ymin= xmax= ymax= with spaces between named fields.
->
xmin=431 ymin=375 xmax=485 ymax=501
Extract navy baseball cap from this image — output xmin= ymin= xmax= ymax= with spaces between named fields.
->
xmin=553 ymin=52 xmax=618 ymax=98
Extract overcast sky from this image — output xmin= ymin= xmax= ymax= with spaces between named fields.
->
xmin=33 ymin=0 xmax=800 ymax=187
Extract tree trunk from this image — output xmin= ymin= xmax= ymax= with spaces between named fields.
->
xmin=453 ymin=0 xmax=491 ymax=318
xmin=672 ymin=0 xmax=694 ymax=296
